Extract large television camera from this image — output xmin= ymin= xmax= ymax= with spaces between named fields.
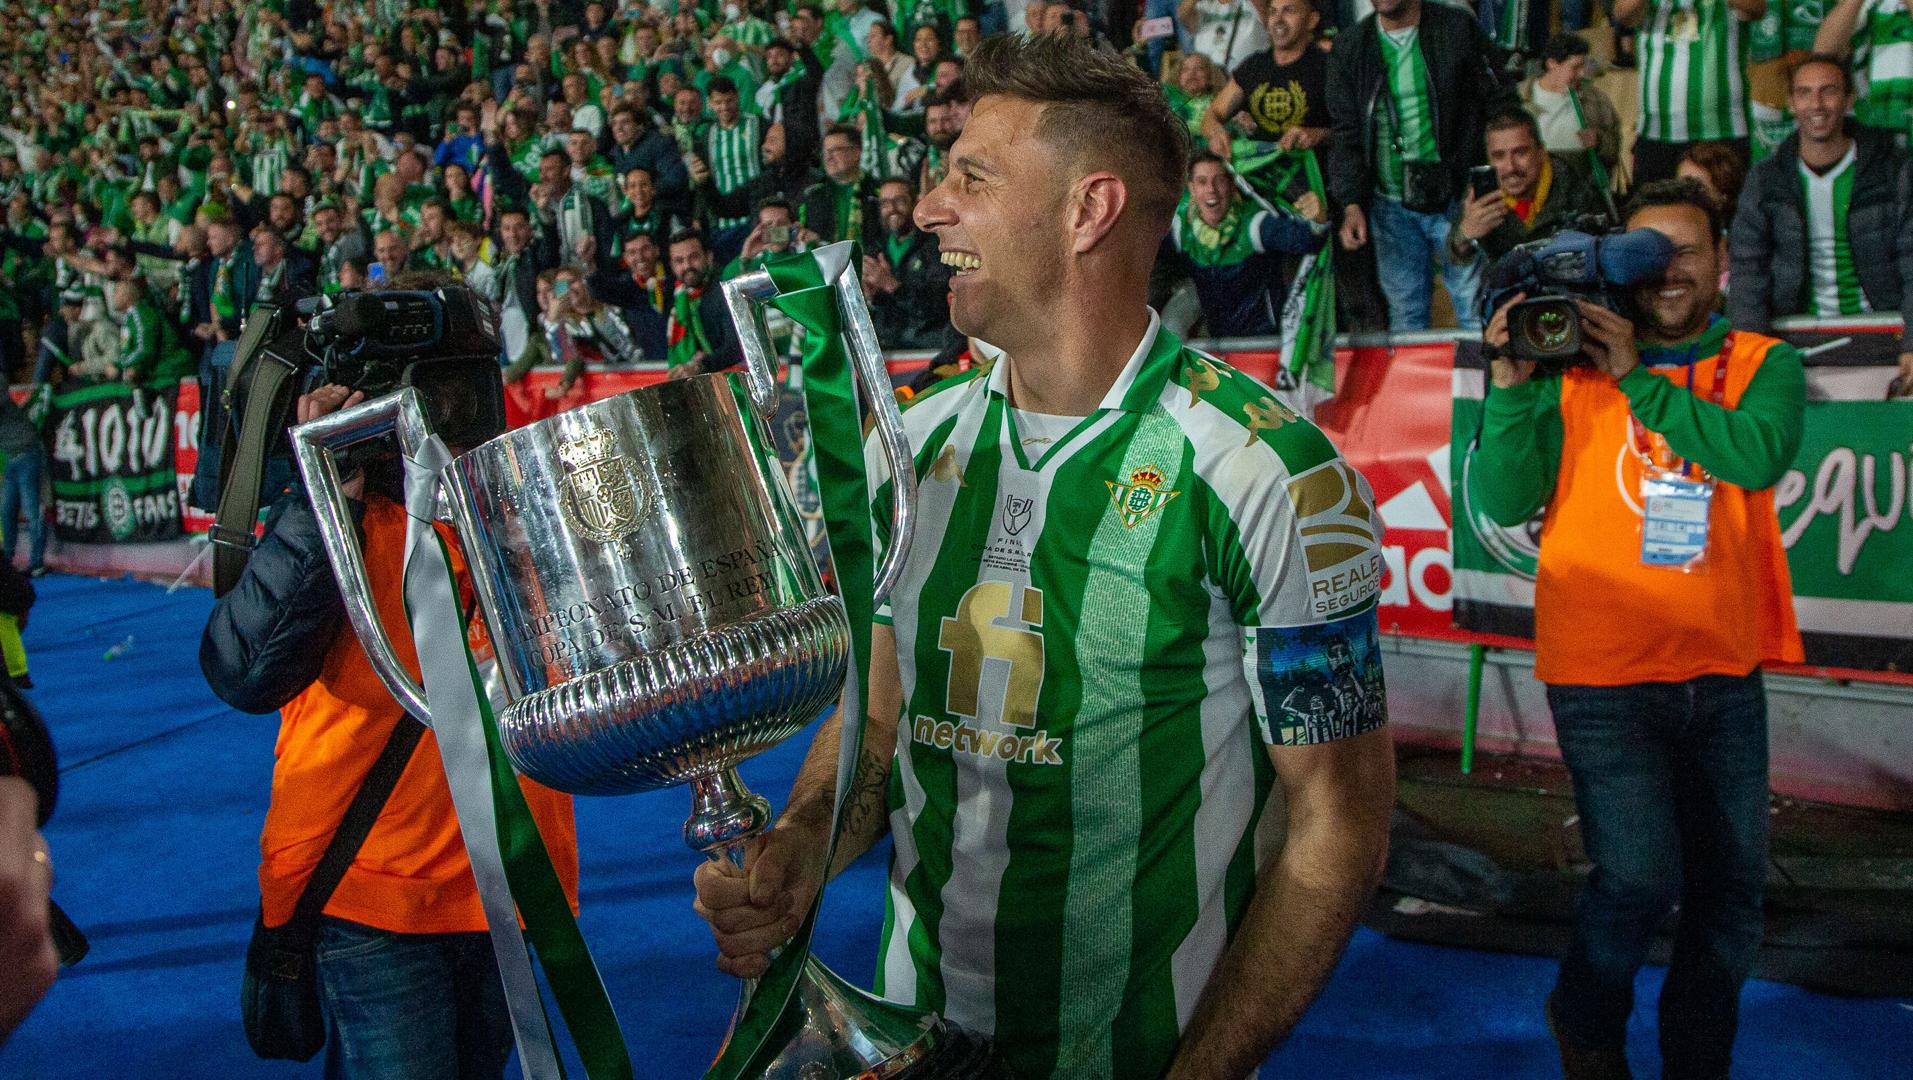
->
xmin=209 ymin=286 xmax=505 ymax=594
xmin=1483 ymin=227 xmax=1675 ymax=369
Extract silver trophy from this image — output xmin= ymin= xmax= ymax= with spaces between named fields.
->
xmin=292 ymin=256 xmax=1001 ymax=1078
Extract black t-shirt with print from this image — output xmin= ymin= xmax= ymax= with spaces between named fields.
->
xmin=1230 ymin=47 xmax=1330 ymax=139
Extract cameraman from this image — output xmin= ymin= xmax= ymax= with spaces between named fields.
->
xmin=1477 ymin=179 xmax=1804 ymax=1080
xmin=1447 ymin=109 xmax=1608 ymax=269
xmin=199 ymin=286 xmax=579 ymax=1078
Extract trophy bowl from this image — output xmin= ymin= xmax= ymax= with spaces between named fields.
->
xmin=291 ymin=251 xmax=1006 ymax=1079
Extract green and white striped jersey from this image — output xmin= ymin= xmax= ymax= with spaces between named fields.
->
xmin=1636 ymin=0 xmax=1753 ymax=142
xmin=700 ymin=115 xmax=764 ymax=229
xmin=864 ymin=316 xmax=1389 ymax=1079
xmin=1851 ymin=0 xmax=1913 ymax=140
xmin=1800 ymin=145 xmax=1871 ymax=316
xmin=1373 ymin=27 xmax=1436 ymax=200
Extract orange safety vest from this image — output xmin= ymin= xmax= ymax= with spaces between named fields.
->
xmin=259 ymin=497 xmax=579 ymax=933
xmin=1534 ymin=332 xmax=1804 ymax=686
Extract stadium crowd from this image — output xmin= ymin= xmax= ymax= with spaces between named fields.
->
xmin=0 ymin=0 xmax=1901 ymax=407
xmin=0 ymin=3 xmax=1909 ymax=1079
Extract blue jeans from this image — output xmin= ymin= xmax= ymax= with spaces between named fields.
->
xmin=1368 ymin=195 xmax=1483 ymax=332
xmin=3 ymin=449 xmax=46 ymax=571
xmin=1546 ymin=672 xmax=1770 ymax=1079
xmin=316 ymin=917 xmax=514 ymax=1080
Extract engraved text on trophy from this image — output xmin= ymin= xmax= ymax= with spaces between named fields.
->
xmin=519 ymin=538 xmax=785 ymax=666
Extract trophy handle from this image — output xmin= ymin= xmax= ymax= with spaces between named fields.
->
xmin=718 ymin=274 xmax=783 ymax=418
xmin=290 ymin=387 xmax=438 ymax=723
xmin=720 ymin=246 xmax=918 ymax=606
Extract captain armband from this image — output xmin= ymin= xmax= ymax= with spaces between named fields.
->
xmin=1243 ymin=607 xmax=1389 ymax=747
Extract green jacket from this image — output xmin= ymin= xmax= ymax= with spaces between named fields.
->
xmin=118 ymin=299 xmax=196 ymax=387
xmin=1474 ymin=319 xmax=1806 ymax=527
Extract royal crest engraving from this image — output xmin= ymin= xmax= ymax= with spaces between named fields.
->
xmin=557 ymin=426 xmax=647 ymax=543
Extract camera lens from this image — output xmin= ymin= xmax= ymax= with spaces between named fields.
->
xmin=1520 ymin=305 xmax=1576 ymax=355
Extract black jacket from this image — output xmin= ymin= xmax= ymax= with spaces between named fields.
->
xmin=870 ymin=228 xmax=952 ymax=350
xmin=1446 ymin=154 xmax=1610 ymax=266
xmin=798 ymin=175 xmax=884 ymax=249
xmin=1325 ymin=4 xmax=1504 ymax=210
xmin=605 ymin=127 xmax=692 ymax=202
xmin=1729 ymin=125 xmax=1913 ymax=353
xmin=200 ymin=493 xmax=354 ymax=716
xmin=767 ymin=43 xmax=827 ymax=176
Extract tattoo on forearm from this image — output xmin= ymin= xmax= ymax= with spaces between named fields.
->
xmin=840 ymin=745 xmax=890 ymax=842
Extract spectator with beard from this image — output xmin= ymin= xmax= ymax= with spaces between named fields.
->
xmin=1201 ymin=0 xmax=1331 ymax=159
xmin=1168 ymin=151 xmax=1329 ymax=336
xmin=800 ymin=126 xmax=885 ymax=247
xmin=527 ymin=149 xmax=619 ymax=276
xmin=1448 ymin=109 xmax=1609 ymax=270
xmin=863 ymin=178 xmax=951 ymax=348
xmin=918 ymin=84 xmax=968 ymax=194
xmin=310 ymin=200 xmax=367 ymax=297
xmin=409 ymin=198 xmax=457 ymax=271
xmin=250 ymin=227 xmax=319 ymax=309
xmin=1730 ymin=55 xmax=1913 ymax=397
xmin=756 ymin=30 xmax=829 ymax=179
xmin=371 ymin=228 xmax=410 ymax=286
xmin=662 ymin=228 xmax=743 ymax=378
xmin=587 ymin=232 xmax=672 ymax=360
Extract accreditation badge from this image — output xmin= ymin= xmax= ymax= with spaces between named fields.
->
xmin=1639 ymin=470 xmax=1714 ymax=571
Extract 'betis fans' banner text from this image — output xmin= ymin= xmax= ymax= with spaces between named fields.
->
xmin=1452 ymin=337 xmax=1912 ymax=673
xmin=47 ymin=382 xmax=183 ymax=544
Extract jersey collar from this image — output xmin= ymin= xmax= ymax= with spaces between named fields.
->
xmin=984 ymin=308 xmax=1181 ymax=414
xmin=1640 ymin=314 xmax=1728 ymax=368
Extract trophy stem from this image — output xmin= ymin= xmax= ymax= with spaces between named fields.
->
xmin=686 ymin=768 xmax=774 ymax=868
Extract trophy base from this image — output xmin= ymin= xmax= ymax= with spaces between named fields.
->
xmin=743 ymin=955 xmax=1011 ymax=1080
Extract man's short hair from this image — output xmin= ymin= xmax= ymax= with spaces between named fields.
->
xmin=499 ymin=205 xmax=530 ymax=223
xmin=823 ymin=122 xmax=863 ymax=147
xmin=667 ymin=226 xmax=706 ymax=250
xmin=1623 ymin=177 xmax=1722 ymax=239
xmin=1484 ymin=106 xmax=1542 ymax=146
xmin=1186 ymin=149 xmax=1226 ymax=179
xmin=708 ymin=76 xmax=739 ymax=97
xmin=1790 ymin=52 xmax=1855 ymax=95
xmin=541 ymin=148 xmax=569 ymax=165
xmin=1540 ymin=33 xmax=1591 ymax=64
xmin=767 ymin=37 xmax=796 ymax=53
xmin=963 ymin=33 xmax=1189 ymax=229
xmin=756 ymin=196 xmax=794 ymax=217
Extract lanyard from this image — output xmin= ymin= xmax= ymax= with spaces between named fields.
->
xmin=1627 ymin=334 xmax=1730 ymax=480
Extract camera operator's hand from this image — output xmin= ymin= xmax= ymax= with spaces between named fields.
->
xmin=1458 ymin=188 xmax=1508 ymax=242
xmin=0 ymin=776 xmax=56 ymax=1046
xmin=1339 ymin=204 xmax=1369 ymax=251
xmin=297 ymin=385 xmax=368 ymax=499
xmin=692 ymin=816 xmax=830 ymax=979
xmin=1574 ymin=300 xmax=1640 ymax=382
xmin=1484 ymin=292 xmax=1537 ymax=389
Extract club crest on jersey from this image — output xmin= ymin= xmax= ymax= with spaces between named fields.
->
xmin=1106 ymin=465 xmax=1180 ymax=528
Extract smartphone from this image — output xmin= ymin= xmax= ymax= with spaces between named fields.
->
xmin=1138 ymin=16 xmax=1176 ymax=41
xmin=368 ymin=262 xmax=386 ymax=286
xmin=1469 ymin=165 xmax=1499 ymax=200
xmin=553 ymin=277 xmax=570 ymax=297
xmin=765 ymin=225 xmax=791 ymax=245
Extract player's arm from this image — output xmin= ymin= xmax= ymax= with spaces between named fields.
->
xmin=778 ymin=620 xmax=902 ymax=875
xmin=1165 ymin=722 xmax=1394 ymax=1079
xmin=692 ymin=623 xmax=900 ymax=978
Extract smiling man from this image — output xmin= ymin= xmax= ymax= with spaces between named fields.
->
xmin=1170 ymin=150 xmax=1327 ymax=337
xmin=1729 ymin=54 xmax=1913 ymax=397
xmin=693 ymin=32 xmax=1395 ymax=1080
xmin=1477 ymin=179 xmax=1806 ymax=1080
xmin=1448 ymin=108 xmax=1609 ymax=269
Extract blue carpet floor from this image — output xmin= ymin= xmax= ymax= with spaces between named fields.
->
xmin=1 ymin=575 xmax=1908 ymax=1078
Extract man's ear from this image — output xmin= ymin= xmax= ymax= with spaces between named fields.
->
xmin=1069 ymin=171 xmax=1128 ymax=255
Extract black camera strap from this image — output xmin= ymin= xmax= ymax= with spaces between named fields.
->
xmin=211 ymin=354 xmax=301 ymax=597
